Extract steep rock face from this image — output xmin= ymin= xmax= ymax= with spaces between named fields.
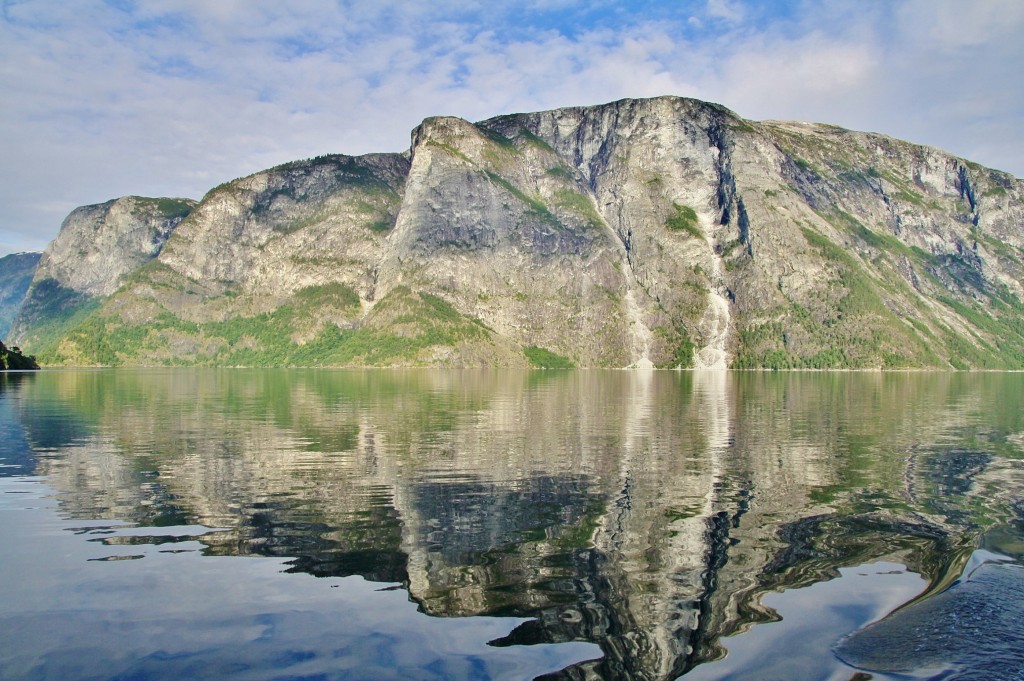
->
xmin=376 ymin=116 xmax=641 ymax=367
xmin=484 ymin=97 xmax=752 ymax=368
xmin=31 ymin=196 xmax=193 ymax=298
xmin=53 ymin=153 xmax=527 ymax=368
xmin=493 ymin=97 xmax=1024 ymax=369
xmin=0 ymin=252 xmax=41 ymax=340
xmin=16 ymin=95 xmax=1024 ymax=369
xmin=10 ymin=196 xmax=194 ymax=350
xmin=161 ymin=154 xmax=408 ymax=304
xmin=731 ymin=120 xmax=1024 ymax=369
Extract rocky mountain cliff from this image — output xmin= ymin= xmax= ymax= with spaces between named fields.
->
xmin=10 ymin=196 xmax=195 ymax=353
xmin=10 ymin=96 xmax=1024 ymax=369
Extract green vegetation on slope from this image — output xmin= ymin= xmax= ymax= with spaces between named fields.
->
xmin=732 ymin=211 xmax=1024 ymax=371
xmin=553 ymin=189 xmax=603 ymax=229
xmin=37 ymin=284 xmax=497 ymax=368
xmin=0 ymin=340 xmax=39 ymax=370
xmin=733 ymin=227 xmax=939 ymax=370
xmin=13 ymin=278 xmax=101 ymax=355
xmin=131 ymin=197 xmax=195 ymax=220
xmin=935 ymin=294 xmax=1024 ymax=369
xmin=524 ymin=346 xmax=574 ymax=369
xmin=665 ymin=203 xmax=702 ymax=239
xmin=485 ymin=170 xmax=559 ymax=227
xmin=667 ymin=332 xmax=695 ymax=369
xmin=294 ymin=282 xmax=361 ymax=308
xmin=825 ymin=211 xmax=1024 ymax=370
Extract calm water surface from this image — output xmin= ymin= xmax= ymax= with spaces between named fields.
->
xmin=1 ymin=369 xmax=1023 ymax=680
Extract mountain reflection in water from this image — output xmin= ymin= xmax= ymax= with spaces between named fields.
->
xmin=1 ymin=369 xmax=1023 ymax=680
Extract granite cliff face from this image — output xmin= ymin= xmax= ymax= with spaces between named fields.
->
xmin=36 ymin=196 xmax=194 ymax=298
xmin=11 ymin=96 xmax=1024 ymax=368
xmin=11 ymin=196 xmax=195 ymax=351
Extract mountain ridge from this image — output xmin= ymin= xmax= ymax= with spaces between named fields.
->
xmin=9 ymin=95 xmax=1024 ymax=369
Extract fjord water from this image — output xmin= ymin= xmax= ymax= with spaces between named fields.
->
xmin=1 ymin=369 xmax=1023 ymax=681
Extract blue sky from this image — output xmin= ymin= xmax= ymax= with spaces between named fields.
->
xmin=2 ymin=0 xmax=1023 ymax=256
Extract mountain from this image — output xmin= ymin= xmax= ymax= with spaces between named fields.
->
xmin=0 ymin=251 xmax=41 ymax=340
xmin=10 ymin=96 xmax=1024 ymax=369
xmin=10 ymin=195 xmax=195 ymax=354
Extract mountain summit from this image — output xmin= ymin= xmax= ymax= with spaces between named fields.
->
xmin=10 ymin=96 xmax=1024 ymax=369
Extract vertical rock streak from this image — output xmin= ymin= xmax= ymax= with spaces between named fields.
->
xmin=693 ymin=254 xmax=732 ymax=370
xmin=623 ymin=286 xmax=654 ymax=368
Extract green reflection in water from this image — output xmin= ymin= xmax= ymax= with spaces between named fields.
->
xmin=3 ymin=368 xmax=1024 ymax=680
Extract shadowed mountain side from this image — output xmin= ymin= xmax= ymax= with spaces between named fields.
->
xmin=0 ymin=252 xmax=40 ymax=340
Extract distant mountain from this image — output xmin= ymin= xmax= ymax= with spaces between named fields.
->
xmin=0 ymin=251 xmax=41 ymax=340
xmin=10 ymin=96 xmax=1024 ymax=369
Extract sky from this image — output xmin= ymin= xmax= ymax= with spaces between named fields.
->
xmin=2 ymin=0 xmax=1023 ymax=256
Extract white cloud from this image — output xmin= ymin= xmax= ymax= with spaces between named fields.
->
xmin=0 ymin=0 xmax=1022 ymax=256
xmin=719 ymin=35 xmax=880 ymax=101
xmin=705 ymin=0 xmax=745 ymax=23
xmin=898 ymin=0 xmax=1024 ymax=48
